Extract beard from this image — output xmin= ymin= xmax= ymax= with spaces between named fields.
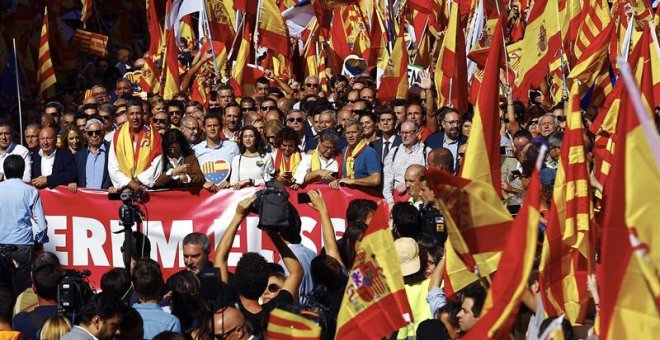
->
xmin=446 ymin=127 xmax=460 ymax=140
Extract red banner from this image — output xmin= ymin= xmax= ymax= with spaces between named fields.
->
xmin=40 ymin=185 xmax=386 ymax=288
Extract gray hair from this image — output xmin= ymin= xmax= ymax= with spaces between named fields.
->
xmin=85 ymin=118 xmax=103 ymax=131
xmin=319 ymin=109 xmax=337 ymax=122
xmin=98 ymin=103 xmax=116 ymax=115
xmin=343 ymin=117 xmax=360 ymax=130
xmin=547 ymin=131 xmax=563 ymax=149
xmin=183 ymin=232 xmax=210 ymax=254
xmin=318 ymin=129 xmax=340 ymax=145
xmin=540 ymin=113 xmax=558 ymax=126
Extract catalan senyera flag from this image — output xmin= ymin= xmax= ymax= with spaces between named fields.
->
xmin=632 ymin=23 xmax=660 ymax=115
xmin=73 ymin=29 xmax=109 ymax=57
xmin=267 ymin=308 xmax=322 ymax=339
xmin=434 ymin=1 xmax=468 ymax=114
xmin=37 ymin=7 xmax=56 ymax=99
xmin=539 ymin=82 xmax=591 ymax=325
xmin=258 ymin=0 xmax=290 ymax=57
xmin=230 ymin=20 xmax=252 ymax=97
xmin=462 ymin=151 xmax=542 ymax=339
xmin=80 ymin=0 xmax=93 ymax=25
xmin=461 ymin=16 xmax=503 ymax=195
xmin=376 ymin=21 xmax=408 ymax=102
xmin=599 ymin=66 xmax=660 ymax=339
xmin=507 ymin=0 xmax=561 ymax=100
xmin=426 ymin=167 xmax=511 ymax=285
xmin=559 ymin=0 xmax=585 ymax=64
xmin=160 ymin=28 xmax=181 ymax=100
xmin=335 ymin=203 xmax=412 ymax=340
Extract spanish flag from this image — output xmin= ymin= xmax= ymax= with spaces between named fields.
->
xmin=258 ymin=0 xmax=290 ymax=57
xmin=599 ymin=61 xmax=660 ymax=339
xmin=37 ymin=7 xmax=56 ymax=99
xmin=146 ymin=0 xmax=162 ymax=57
xmin=160 ymin=28 xmax=181 ymax=100
xmin=139 ymin=57 xmax=160 ymax=95
xmin=230 ymin=20 xmax=252 ymax=97
xmin=434 ymin=1 xmax=468 ymax=114
xmin=461 ymin=16 xmax=503 ymax=195
xmin=377 ymin=21 xmax=408 ymax=102
xmin=267 ymin=308 xmax=321 ymax=339
xmin=335 ymin=204 xmax=412 ymax=340
xmin=462 ymin=148 xmax=543 ymax=339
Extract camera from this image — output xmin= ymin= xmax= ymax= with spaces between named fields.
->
xmin=419 ymin=204 xmax=448 ymax=245
xmin=58 ymin=269 xmax=94 ymax=323
xmin=250 ymin=179 xmax=291 ymax=232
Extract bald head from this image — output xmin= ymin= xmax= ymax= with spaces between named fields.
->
xmin=214 ymin=307 xmax=248 ymax=339
xmin=427 ymin=147 xmax=454 ymax=172
xmin=405 ymin=164 xmax=426 ymax=199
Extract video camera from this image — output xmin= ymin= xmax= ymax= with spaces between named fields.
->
xmin=249 ymin=177 xmax=292 ymax=233
xmin=57 ymin=269 xmax=94 ymax=323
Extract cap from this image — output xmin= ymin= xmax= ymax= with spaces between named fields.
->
xmin=395 ymin=237 xmax=420 ymax=277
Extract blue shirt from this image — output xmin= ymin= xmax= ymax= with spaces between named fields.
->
xmin=85 ymin=145 xmax=107 ymax=189
xmin=279 ymin=243 xmax=317 ymax=305
xmin=192 ymin=139 xmax=240 ymax=184
xmin=132 ymin=303 xmax=181 ymax=339
xmin=341 ymin=145 xmax=381 ymax=179
xmin=0 ymin=178 xmax=48 ymax=244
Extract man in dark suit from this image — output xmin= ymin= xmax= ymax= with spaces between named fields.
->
xmin=370 ymin=107 xmax=402 ymax=165
xmin=30 ymin=127 xmax=77 ymax=189
xmin=74 ymin=118 xmax=111 ymax=191
xmin=425 ymin=108 xmax=467 ymax=173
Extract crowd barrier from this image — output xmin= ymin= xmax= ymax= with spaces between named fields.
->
xmin=39 ymin=185 xmax=387 ymax=288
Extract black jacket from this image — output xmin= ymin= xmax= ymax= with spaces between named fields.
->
xmin=31 ymin=148 xmax=77 ymax=188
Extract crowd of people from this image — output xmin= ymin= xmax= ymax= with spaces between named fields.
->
xmin=3 ymin=2 xmax=659 ymax=338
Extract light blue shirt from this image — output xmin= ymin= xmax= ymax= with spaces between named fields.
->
xmin=132 ymin=303 xmax=181 ymax=339
xmin=85 ymin=145 xmax=107 ymax=189
xmin=279 ymin=243 xmax=317 ymax=305
xmin=0 ymin=178 xmax=48 ymax=244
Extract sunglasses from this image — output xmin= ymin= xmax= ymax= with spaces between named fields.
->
xmin=242 ymin=107 xmax=255 ymax=112
xmin=99 ymin=115 xmax=112 ymax=121
xmin=153 ymin=119 xmax=168 ymax=124
xmin=86 ymin=130 xmax=103 ymax=137
xmin=529 ymin=119 xmax=539 ymax=125
xmin=267 ymin=283 xmax=280 ymax=293
xmin=169 ymin=110 xmax=182 ymax=116
xmin=261 ymin=105 xmax=276 ymax=111
xmin=305 ymin=83 xmax=320 ymax=88
xmin=556 ymin=115 xmax=566 ymax=122
xmin=287 ymin=117 xmax=304 ymax=123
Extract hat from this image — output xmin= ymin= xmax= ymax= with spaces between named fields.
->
xmin=416 ymin=319 xmax=450 ymax=340
xmin=540 ymin=168 xmax=557 ymax=187
xmin=395 ymin=237 xmax=420 ymax=277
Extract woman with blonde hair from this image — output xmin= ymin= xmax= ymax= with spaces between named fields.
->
xmin=40 ymin=315 xmax=72 ymax=340
xmin=60 ymin=124 xmax=83 ymax=154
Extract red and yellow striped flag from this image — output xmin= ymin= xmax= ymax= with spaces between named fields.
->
xmin=568 ymin=0 xmax=613 ymax=88
xmin=160 ymin=28 xmax=181 ymax=100
xmin=377 ymin=21 xmax=409 ymax=102
xmin=139 ymin=57 xmax=160 ymax=94
xmin=267 ymin=308 xmax=322 ymax=339
xmin=463 ymin=150 xmax=543 ymax=339
xmin=80 ymin=0 xmax=93 ymax=25
xmin=230 ymin=21 xmax=252 ymax=97
xmin=146 ymin=0 xmax=161 ymax=57
xmin=599 ymin=62 xmax=660 ymax=339
xmin=434 ymin=1 xmax=468 ymax=114
xmin=335 ymin=203 xmax=412 ymax=339
xmin=37 ymin=7 xmax=56 ymax=99
xmin=258 ymin=0 xmax=290 ymax=57
xmin=461 ymin=16 xmax=503 ymax=195
xmin=179 ymin=14 xmax=195 ymax=48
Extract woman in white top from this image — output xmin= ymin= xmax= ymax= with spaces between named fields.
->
xmin=230 ymin=126 xmax=273 ymax=189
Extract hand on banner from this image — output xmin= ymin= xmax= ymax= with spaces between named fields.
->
xmin=31 ymin=176 xmax=47 ymax=188
xmin=68 ymin=183 xmax=78 ymax=193
xmin=203 ymin=181 xmax=217 ymax=193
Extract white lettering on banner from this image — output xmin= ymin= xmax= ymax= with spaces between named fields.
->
xmin=144 ymin=220 xmax=193 ymax=268
xmin=72 ymin=217 xmax=110 ymax=266
xmin=44 ymin=216 xmax=68 ymax=265
xmin=300 ymin=217 xmax=319 ymax=253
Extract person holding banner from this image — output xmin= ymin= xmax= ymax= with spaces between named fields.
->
xmin=107 ymin=99 xmax=163 ymax=191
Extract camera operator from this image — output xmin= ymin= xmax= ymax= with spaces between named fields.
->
xmin=60 ymin=292 xmax=124 ymax=340
xmin=12 ymin=253 xmax=62 ymax=340
xmin=213 ymin=195 xmax=303 ymax=337
xmin=0 ymin=155 xmax=49 ymax=294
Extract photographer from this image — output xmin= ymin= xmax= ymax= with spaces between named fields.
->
xmin=213 ymin=195 xmax=303 ymax=336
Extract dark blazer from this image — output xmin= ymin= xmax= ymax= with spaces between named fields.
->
xmin=370 ymin=135 xmax=402 ymax=164
xmin=31 ymin=148 xmax=78 ymax=188
xmin=425 ymin=132 xmax=468 ymax=172
xmin=74 ymin=142 xmax=111 ymax=189
xmin=302 ymin=134 xmax=318 ymax=153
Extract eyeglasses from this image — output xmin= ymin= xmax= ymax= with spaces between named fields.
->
xmin=242 ymin=107 xmax=255 ymax=112
xmin=153 ymin=119 xmax=168 ymax=124
xmin=443 ymin=120 xmax=460 ymax=126
xmin=267 ymin=283 xmax=281 ymax=293
xmin=287 ymin=117 xmax=304 ymax=123
xmin=529 ymin=119 xmax=539 ymax=125
xmin=86 ymin=130 xmax=103 ymax=137
xmin=99 ymin=115 xmax=112 ymax=121
xmin=261 ymin=105 xmax=276 ymax=111
xmin=305 ymin=83 xmax=320 ymax=88
xmin=183 ymin=126 xmax=200 ymax=132
xmin=215 ymin=325 xmax=242 ymax=339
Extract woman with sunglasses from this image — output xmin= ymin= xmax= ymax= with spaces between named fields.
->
xmin=154 ymin=129 xmax=205 ymax=189
xmin=261 ymin=267 xmax=286 ymax=304
xmin=60 ymin=125 xmax=83 ymax=155
xmin=230 ymin=126 xmax=274 ymax=189
xmin=270 ymin=127 xmax=302 ymax=189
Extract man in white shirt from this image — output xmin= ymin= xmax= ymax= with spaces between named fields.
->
xmin=0 ymin=120 xmax=31 ymax=182
xmin=294 ymin=129 xmax=341 ymax=186
xmin=108 ymin=99 xmax=163 ymax=191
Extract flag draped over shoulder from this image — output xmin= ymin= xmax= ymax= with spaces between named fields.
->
xmin=462 ymin=151 xmax=543 ymax=339
xmin=113 ymin=123 xmax=163 ymax=178
xmin=599 ymin=62 xmax=660 ymax=339
xmin=267 ymin=308 xmax=322 ymax=339
xmin=336 ymin=204 xmax=412 ymax=340
xmin=461 ymin=16 xmax=503 ymax=195
xmin=434 ymin=1 xmax=468 ymax=114
xmin=37 ymin=7 xmax=56 ymax=99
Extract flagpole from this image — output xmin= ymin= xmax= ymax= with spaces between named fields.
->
xmin=12 ymin=38 xmax=23 ymax=145
xmin=493 ymin=1 xmax=511 ymax=86
xmin=200 ymin=1 xmax=219 ymax=75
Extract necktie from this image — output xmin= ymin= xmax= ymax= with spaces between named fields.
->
xmin=383 ymin=141 xmax=391 ymax=161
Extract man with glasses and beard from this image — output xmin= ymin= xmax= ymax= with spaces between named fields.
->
xmin=73 ymin=119 xmax=112 ymax=191
xmin=426 ymin=107 xmax=467 ymax=173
